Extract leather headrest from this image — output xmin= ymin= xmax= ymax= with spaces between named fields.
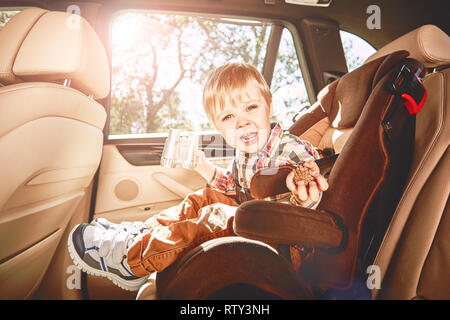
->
xmin=0 ymin=8 xmax=110 ymax=99
xmin=0 ymin=8 xmax=45 ymax=85
xmin=365 ymin=25 xmax=450 ymax=68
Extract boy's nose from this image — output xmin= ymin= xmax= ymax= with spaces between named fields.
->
xmin=236 ymin=118 xmax=251 ymax=129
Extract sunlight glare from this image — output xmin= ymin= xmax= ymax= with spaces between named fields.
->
xmin=112 ymin=13 xmax=145 ymax=47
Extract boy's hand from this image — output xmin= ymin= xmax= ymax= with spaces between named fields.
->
xmin=285 ymin=160 xmax=329 ymax=202
xmin=193 ymin=150 xmax=216 ymax=182
xmin=193 ymin=149 xmax=207 ymax=170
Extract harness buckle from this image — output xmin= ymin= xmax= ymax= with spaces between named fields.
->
xmin=389 ymin=64 xmax=427 ymax=115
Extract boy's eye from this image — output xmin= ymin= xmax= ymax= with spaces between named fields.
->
xmin=247 ymin=105 xmax=258 ymax=111
xmin=222 ymin=114 xmax=233 ymax=121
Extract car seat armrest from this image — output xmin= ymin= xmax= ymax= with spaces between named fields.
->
xmin=250 ymin=155 xmax=339 ymax=199
xmin=234 ymin=200 xmax=344 ymax=249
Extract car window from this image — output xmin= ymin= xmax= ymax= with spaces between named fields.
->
xmin=340 ymin=30 xmax=377 ymax=72
xmin=110 ymin=12 xmax=272 ymax=138
xmin=109 ymin=11 xmax=311 ymax=139
xmin=0 ymin=9 xmax=21 ymax=30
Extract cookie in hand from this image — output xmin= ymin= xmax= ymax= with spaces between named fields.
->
xmin=293 ymin=164 xmax=315 ymax=186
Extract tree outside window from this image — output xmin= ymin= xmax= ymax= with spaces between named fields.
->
xmin=110 ymin=13 xmax=272 ymax=136
xmin=340 ymin=30 xmax=376 ymax=72
xmin=110 ymin=12 xmax=311 ymax=137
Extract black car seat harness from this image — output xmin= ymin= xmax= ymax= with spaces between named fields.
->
xmin=358 ymin=60 xmax=427 ymax=273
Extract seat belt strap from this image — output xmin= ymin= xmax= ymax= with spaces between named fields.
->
xmin=389 ymin=63 xmax=427 ymax=115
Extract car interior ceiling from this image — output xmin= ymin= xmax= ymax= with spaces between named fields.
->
xmin=1 ymin=0 xmax=449 ymax=48
xmin=1 ymin=0 xmax=448 ymax=102
xmin=2 ymin=0 xmax=448 ymax=113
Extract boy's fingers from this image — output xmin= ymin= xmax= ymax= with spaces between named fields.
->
xmin=308 ymin=181 xmax=320 ymax=202
xmin=286 ymin=171 xmax=296 ymax=192
xmin=303 ymin=160 xmax=320 ymax=175
xmin=193 ymin=150 xmax=206 ymax=170
xmin=288 ymin=169 xmax=325 ymax=201
xmin=296 ymin=181 xmax=308 ymax=201
xmin=193 ymin=150 xmax=200 ymax=160
xmin=195 ymin=149 xmax=204 ymax=158
xmin=314 ymin=173 xmax=329 ymax=191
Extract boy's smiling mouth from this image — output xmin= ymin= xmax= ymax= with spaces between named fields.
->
xmin=240 ymin=131 xmax=258 ymax=145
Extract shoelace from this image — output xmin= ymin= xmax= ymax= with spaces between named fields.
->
xmin=93 ymin=219 xmax=149 ymax=265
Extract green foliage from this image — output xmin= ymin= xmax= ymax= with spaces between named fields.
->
xmin=340 ymin=30 xmax=376 ymax=72
xmin=342 ymin=36 xmax=364 ymax=72
xmin=109 ymin=13 xmax=273 ymax=135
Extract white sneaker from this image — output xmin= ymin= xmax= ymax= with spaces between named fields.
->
xmin=67 ymin=218 xmax=149 ymax=291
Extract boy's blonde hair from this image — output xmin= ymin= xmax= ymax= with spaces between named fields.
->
xmin=202 ymin=62 xmax=272 ymax=124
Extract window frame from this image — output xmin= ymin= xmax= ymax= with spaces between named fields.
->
xmin=104 ymin=8 xmax=316 ymax=163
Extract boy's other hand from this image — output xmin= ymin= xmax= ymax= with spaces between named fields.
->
xmin=193 ymin=150 xmax=216 ymax=182
xmin=193 ymin=149 xmax=207 ymax=170
xmin=285 ymin=160 xmax=329 ymax=202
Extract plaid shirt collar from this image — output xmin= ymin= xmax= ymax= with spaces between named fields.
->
xmin=236 ymin=122 xmax=283 ymax=160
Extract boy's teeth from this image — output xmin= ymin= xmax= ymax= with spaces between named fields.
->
xmin=242 ymin=132 xmax=257 ymax=142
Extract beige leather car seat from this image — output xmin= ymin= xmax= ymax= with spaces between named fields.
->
xmin=365 ymin=25 xmax=450 ymax=300
xmin=291 ymin=24 xmax=450 ymax=299
xmin=0 ymin=8 xmax=109 ymax=299
xmin=271 ymin=24 xmax=450 ymax=299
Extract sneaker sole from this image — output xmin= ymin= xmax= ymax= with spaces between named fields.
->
xmin=67 ymin=225 xmax=148 ymax=292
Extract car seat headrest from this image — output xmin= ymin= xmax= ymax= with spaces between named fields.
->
xmin=365 ymin=25 xmax=450 ymax=68
xmin=317 ymin=50 xmax=410 ymax=129
xmin=0 ymin=8 xmax=110 ymax=99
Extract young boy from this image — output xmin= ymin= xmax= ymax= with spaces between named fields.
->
xmin=67 ymin=63 xmax=329 ymax=291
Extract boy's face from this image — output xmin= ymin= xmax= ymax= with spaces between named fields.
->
xmin=213 ymin=80 xmax=272 ymax=154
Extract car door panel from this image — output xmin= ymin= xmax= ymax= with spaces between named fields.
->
xmin=85 ymin=143 xmax=233 ymax=299
xmin=93 ymin=144 xmax=232 ymax=223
